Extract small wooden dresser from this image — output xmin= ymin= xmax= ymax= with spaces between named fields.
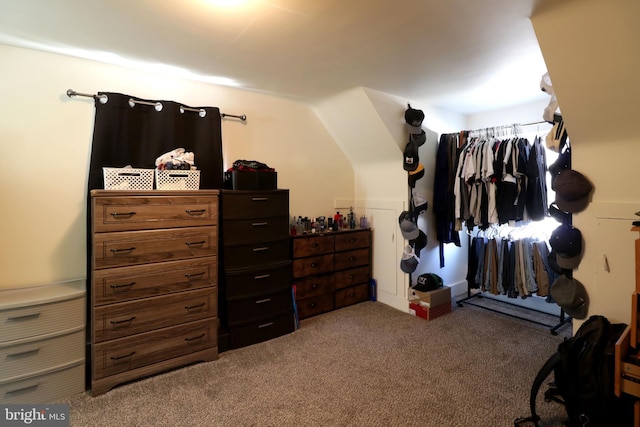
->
xmin=218 ymin=189 xmax=295 ymax=350
xmin=292 ymin=228 xmax=371 ymax=320
xmin=0 ymin=280 xmax=85 ymax=403
xmin=90 ymin=190 xmax=219 ymax=396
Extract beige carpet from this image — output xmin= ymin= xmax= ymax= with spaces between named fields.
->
xmin=60 ymin=301 xmax=571 ymax=426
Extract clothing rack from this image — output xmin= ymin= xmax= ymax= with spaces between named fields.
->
xmin=448 ymin=122 xmax=569 ymax=335
xmin=456 ymin=233 xmax=571 ymax=335
xmin=66 ymin=89 xmax=247 ymax=121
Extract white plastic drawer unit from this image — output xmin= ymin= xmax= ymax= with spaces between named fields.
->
xmin=0 ymin=280 xmax=86 ymax=403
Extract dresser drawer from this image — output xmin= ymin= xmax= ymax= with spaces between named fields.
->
xmin=93 ymin=288 xmax=216 ymax=342
xmin=292 ymin=234 xmax=335 ymax=257
xmin=0 ymin=363 xmax=84 ymax=404
xmin=228 ymin=310 xmax=295 ymax=349
xmin=222 ymin=216 xmax=289 ymax=245
xmin=335 ymin=283 xmax=370 ymax=308
xmin=223 ymin=262 xmax=291 ymax=299
xmin=223 ymin=239 xmax=290 ymax=270
xmin=93 ymin=319 xmax=215 ymax=379
xmin=0 ymin=330 xmax=84 ymax=383
xmin=292 ymin=254 xmax=334 ymax=279
xmin=297 ymin=293 xmax=334 ymax=319
xmin=1 ymin=296 xmax=85 ymax=342
xmin=334 ymin=248 xmax=370 ymax=271
xmin=335 ymin=230 xmax=370 ymax=251
xmin=226 ymin=289 xmax=293 ymax=325
xmin=93 ymin=257 xmax=217 ymax=305
xmin=93 ymin=193 xmax=218 ymax=232
xmin=294 ymin=274 xmax=335 ymax=299
xmin=93 ymin=226 xmax=218 ymax=269
xmin=221 ymin=191 xmax=289 ymax=219
xmin=334 ymin=266 xmax=370 ymax=290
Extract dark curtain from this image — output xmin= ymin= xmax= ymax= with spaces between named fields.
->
xmin=84 ymin=93 xmax=224 ymax=359
xmin=87 ymin=92 xmax=223 ymax=191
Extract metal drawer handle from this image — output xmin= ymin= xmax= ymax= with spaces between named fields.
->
xmin=310 ymin=302 xmax=317 ymax=308
xmin=349 ymin=292 xmax=355 ymax=297
xmin=110 ymin=211 xmax=137 ymax=218
xmin=6 ymin=384 xmax=39 ymax=396
xmin=185 ymin=241 xmax=206 ymax=247
xmin=185 ymin=303 xmax=206 ymax=310
xmin=186 ymin=209 xmax=206 ymax=216
xmin=312 ymin=283 xmax=319 ymax=289
xmin=349 ymin=256 xmax=356 ymax=261
xmin=110 ymin=282 xmax=135 ymax=289
xmin=185 ymin=333 xmax=206 ymax=342
xmin=110 ymin=316 xmax=136 ymax=325
xmin=251 ymin=197 xmax=268 ymax=201
xmin=310 ymin=262 xmax=317 ymax=268
xmin=110 ymin=247 xmax=136 ymax=253
xmin=254 ymin=274 xmax=271 ymax=280
xmin=7 ymin=313 xmax=40 ymax=322
xmin=185 ymin=272 xmax=206 ymax=279
xmin=258 ymin=322 xmax=274 ymax=328
xmin=255 ymin=298 xmax=272 ymax=304
xmin=110 ymin=351 xmax=136 ymax=360
xmin=7 ymin=348 xmax=40 ymax=359
xmin=311 ymin=243 xmax=319 ymax=248
xmin=253 ymin=247 xmax=269 ymax=252
xmin=349 ymin=275 xmax=354 ymax=280
xmin=350 ymin=238 xmax=357 ymax=243
xmin=252 ymin=222 xmax=268 ymax=226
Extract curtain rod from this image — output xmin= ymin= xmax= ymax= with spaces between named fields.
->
xmin=66 ymin=89 xmax=247 ymax=121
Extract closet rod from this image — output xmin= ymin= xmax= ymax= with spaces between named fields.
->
xmin=66 ymin=89 xmax=247 ymax=121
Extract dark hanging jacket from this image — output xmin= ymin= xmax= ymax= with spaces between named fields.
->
xmin=434 ymin=133 xmax=461 ymax=267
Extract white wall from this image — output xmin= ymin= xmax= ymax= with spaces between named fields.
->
xmin=532 ymin=0 xmax=640 ymax=326
xmin=0 ymin=44 xmax=354 ymax=289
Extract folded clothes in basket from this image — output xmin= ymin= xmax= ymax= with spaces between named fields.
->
xmin=155 ymin=148 xmax=195 ymax=170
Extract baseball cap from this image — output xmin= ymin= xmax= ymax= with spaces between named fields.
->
xmin=410 ymin=130 xmax=426 ymax=147
xmin=398 ymin=211 xmax=419 ymax=240
xmin=411 ymin=188 xmax=428 ymax=215
xmin=410 ymin=230 xmax=427 ymax=257
xmin=552 ymin=169 xmax=593 ymax=213
xmin=400 ymin=245 xmax=419 ymax=273
xmin=408 ymin=163 xmax=424 ymax=187
xmin=550 ymin=224 xmax=583 ymax=269
xmin=403 ymin=141 xmax=419 ymax=171
xmin=550 ymin=274 xmax=589 ymax=319
xmin=405 ymin=106 xmax=425 ymax=134
xmin=412 ymin=273 xmax=443 ymax=292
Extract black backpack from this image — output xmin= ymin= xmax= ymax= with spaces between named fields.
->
xmin=515 ymin=315 xmax=634 ymax=427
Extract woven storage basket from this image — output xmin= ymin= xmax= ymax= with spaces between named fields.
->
xmin=155 ymin=169 xmax=200 ymax=190
xmin=103 ymin=168 xmax=154 ymax=190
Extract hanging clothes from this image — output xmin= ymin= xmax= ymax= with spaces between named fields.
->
xmin=467 ymin=234 xmax=552 ymax=301
xmin=434 ymin=133 xmax=462 ymax=268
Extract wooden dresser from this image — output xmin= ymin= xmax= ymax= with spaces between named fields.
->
xmin=218 ymin=189 xmax=295 ymax=350
xmin=615 ymin=226 xmax=640 ymax=424
xmin=90 ymin=190 xmax=219 ymax=396
xmin=0 ymin=280 xmax=85 ymax=403
xmin=292 ymin=228 xmax=371 ymax=320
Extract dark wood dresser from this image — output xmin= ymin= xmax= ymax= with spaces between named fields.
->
xmin=90 ymin=190 xmax=219 ymax=396
xmin=292 ymin=228 xmax=371 ymax=320
xmin=218 ymin=189 xmax=295 ymax=350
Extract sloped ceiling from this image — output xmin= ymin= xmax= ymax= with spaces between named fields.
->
xmin=0 ymin=0 xmax=549 ymax=114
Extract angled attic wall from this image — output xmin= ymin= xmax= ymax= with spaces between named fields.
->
xmin=531 ymin=0 xmax=640 ymax=325
xmin=312 ymin=87 xmax=406 ymax=200
xmin=531 ymin=0 xmax=640 ymax=203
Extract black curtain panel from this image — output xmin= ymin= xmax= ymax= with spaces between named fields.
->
xmin=87 ymin=92 xmax=223 ymax=191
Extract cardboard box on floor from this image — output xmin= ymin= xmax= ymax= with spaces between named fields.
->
xmin=408 ymin=286 xmax=451 ymax=306
xmin=408 ymin=286 xmax=452 ymax=321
